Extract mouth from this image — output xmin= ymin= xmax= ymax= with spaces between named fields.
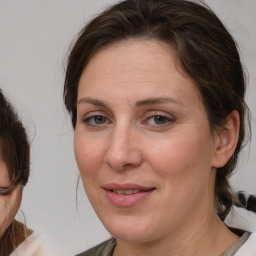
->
xmin=110 ymin=188 xmax=155 ymax=195
xmin=112 ymin=189 xmax=141 ymax=195
xmin=103 ymin=183 xmax=155 ymax=193
xmin=103 ymin=183 xmax=156 ymax=207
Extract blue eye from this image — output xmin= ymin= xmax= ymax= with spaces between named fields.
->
xmin=93 ymin=116 xmax=107 ymax=124
xmin=84 ymin=115 xmax=107 ymax=125
xmin=154 ymin=115 xmax=169 ymax=125
xmin=147 ymin=115 xmax=173 ymax=125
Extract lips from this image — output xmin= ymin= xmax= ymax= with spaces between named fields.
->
xmin=103 ymin=183 xmax=155 ymax=207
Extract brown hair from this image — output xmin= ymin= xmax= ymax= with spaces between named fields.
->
xmin=0 ymin=89 xmax=31 ymax=255
xmin=63 ymin=0 xmax=250 ymax=220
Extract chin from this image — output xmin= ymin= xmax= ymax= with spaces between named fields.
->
xmin=102 ymin=215 xmax=157 ymax=242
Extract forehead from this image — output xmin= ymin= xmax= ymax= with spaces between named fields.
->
xmin=0 ymin=140 xmax=8 ymax=182
xmin=0 ymin=138 xmax=7 ymax=172
xmin=78 ymin=39 xmax=202 ymax=107
xmin=82 ymin=39 xmax=184 ymax=80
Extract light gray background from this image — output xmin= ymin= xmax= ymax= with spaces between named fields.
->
xmin=0 ymin=1 xmax=255 ymax=255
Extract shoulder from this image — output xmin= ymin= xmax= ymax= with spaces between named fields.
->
xmin=76 ymin=238 xmax=116 ymax=256
xmin=12 ymin=220 xmax=33 ymax=248
xmin=10 ymin=233 xmax=59 ymax=256
xmin=235 ymin=232 xmax=256 ymax=255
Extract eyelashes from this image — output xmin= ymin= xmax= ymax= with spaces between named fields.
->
xmin=144 ymin=115 xmax=174 ymax=126
xmin=82 ymin=112 xmax=175 ymax=128
xmin=84 ymin=115 xmax=108 ymax=125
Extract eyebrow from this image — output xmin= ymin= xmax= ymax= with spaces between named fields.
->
xmin=136 ymin=97 xmax=183 ymax=107
xmin=77 ymin=97 xmax=107 ymax=107
xmin=77 ymin=96 xmax=183 ymax=107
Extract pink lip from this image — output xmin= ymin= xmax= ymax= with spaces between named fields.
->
xmin=103 ymin=183 xmax=155 ymax=207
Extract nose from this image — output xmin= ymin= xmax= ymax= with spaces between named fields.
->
xmin=104 ymin=125 xmax=142 ymax=171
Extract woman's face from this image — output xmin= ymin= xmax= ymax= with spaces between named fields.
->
xmin=0 ymin=153 xmax=22 ymax=237
xmin=75 ymin=39 xmax=219 ymax=242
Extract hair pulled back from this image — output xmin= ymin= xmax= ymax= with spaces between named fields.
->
xmin=64 ymin=0 xmax=250 ymax=220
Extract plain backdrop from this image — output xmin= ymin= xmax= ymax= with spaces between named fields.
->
xmin=0 ymin=0 xmax=255 ymax=255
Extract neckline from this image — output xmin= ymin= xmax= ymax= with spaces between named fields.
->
xmin=220 ymin=231 xmax=251 ymax=256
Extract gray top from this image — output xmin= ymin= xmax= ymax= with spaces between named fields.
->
xmin=76 ymin=232 xmax=251 ymax=256
xmin=76 ymin=239 xmax=116 ymax=256
xmin=221 ymin=232 xmax=251 ymax=256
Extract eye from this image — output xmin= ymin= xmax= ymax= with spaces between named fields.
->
xmin=146 ymin=115 xmax=174 ymax=126
xmin=83 ymin=115 xmax=108 ymax=125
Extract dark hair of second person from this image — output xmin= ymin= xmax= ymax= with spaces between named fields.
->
xmin=0 ymin=89 xmax=31 ymax=255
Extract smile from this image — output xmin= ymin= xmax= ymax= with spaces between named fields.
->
xmin=103 ymin=184 xmax=156 ymax=207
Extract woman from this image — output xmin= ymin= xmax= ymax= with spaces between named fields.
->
xmin=64 ymin=0 xmax=255 ymax=255
xmin=0 ymin=90 xmax=56 ymax=256
xmin=0 ymin=89 xmax=31 ymax=255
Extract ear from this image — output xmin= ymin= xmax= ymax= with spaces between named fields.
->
xmin=212 ymin=110 xmax=240 ymax=168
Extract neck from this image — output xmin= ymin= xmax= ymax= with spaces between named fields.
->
xmin=113 ymin=212 xmax=238 ymax=256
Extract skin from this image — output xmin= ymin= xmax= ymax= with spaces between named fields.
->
xmin=0 ymin=153 xmax=22 ymax=237
xmin=74 ymin=39 xmax=239 ymax=255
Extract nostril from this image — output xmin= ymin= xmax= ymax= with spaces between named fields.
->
xmin=123 ymin=163 xmax=134 ymax=168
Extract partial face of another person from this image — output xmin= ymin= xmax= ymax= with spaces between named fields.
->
xmin=0 ymin=150 xmax=22 ymax=237
xmin=74 ymin=39 xmax=220 ymax=242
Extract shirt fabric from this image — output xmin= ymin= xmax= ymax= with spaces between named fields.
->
xmin=10 ymin=233 xmax=59 ymax=256
xmin=76 ymin=232 xmax=256 ymax=256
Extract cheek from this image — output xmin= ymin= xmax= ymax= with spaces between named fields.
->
xmin=147 ymin=131 xmax=215 ymax=184
xmin=144 ymin=134 xmax=215 ymax=223
xmin=74 ymin=135 xmax=108 ymax=211
xmin=74 ymin=134 xmax=105 ymax=182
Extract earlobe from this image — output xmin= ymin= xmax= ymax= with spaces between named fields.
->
xmin=212 ymin=110 xmax=240 ymax=168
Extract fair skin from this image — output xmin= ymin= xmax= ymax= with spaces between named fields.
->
xmin=0 ymin=150 xmax=22 ymax=237
xmin=75 ymin=39 xmax=240 ymax=255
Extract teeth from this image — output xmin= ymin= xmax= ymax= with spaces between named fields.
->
xmin=113 ymin=189 xmax=140 ymax=195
